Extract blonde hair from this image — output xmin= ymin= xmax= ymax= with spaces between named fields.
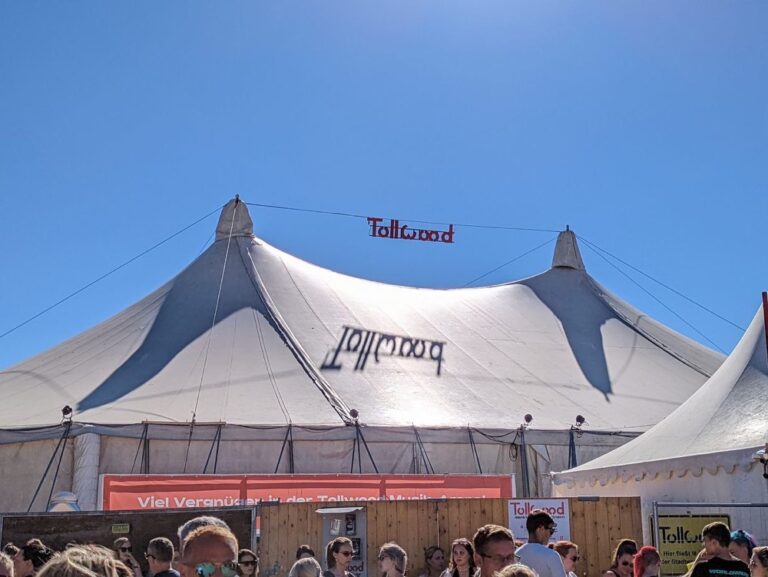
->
xmin=288 ymin=558 xmax=322 ymax=577
xmin=37 ymin=546 xmax=131 ymax=577
xmin=495 ymin=565 xmax=537 ymax=577
xmin=0 ymin=553 xmax=13 ymax=577
xmin=182 ymin=525 xmax=239 ymax=561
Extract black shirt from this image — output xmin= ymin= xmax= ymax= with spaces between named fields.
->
xmin=691 ymin=557 xmax=750 ymax=577
xmin=153 ymin=569 xmax=181 ymax=577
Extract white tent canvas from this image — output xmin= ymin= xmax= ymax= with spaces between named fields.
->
xmin=0 ymin=199 xmax=725 ymax=512
xmin=552 ymin=299 xmax=768 ymax=542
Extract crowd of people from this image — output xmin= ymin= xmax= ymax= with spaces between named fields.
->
xmin=0 ymin=511 xmax=766 ymax=577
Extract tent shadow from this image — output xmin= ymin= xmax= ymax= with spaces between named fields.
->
xmin=77 ymin=241 xmax=276 ymax=412
xmin=522 ymin=268 xmax=614 ymax=399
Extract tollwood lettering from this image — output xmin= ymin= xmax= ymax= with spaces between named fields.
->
xmin=368 ymin=217 xmax=455 ymax=244
xmin=321 ymin=325 xmax=446 ymax=376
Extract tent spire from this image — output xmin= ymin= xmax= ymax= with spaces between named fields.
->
xmin=215 ymin=196 xmax=254 ymax=240
xmin=552 ymin=226 xmax=585 ymax=271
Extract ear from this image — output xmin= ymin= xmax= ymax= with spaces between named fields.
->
xmin=473 ymin=553 xmax=482 ymax=568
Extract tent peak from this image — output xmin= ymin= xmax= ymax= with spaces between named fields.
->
xmin=552 ymin=227 xmax=585 ymax=271
xmin=216 ymin=196 xmax=254 ymax=240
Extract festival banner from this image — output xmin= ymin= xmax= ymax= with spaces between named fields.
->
xmin=657 ymin=515 xmax=730 ymax=576
xmin=100 ymin=474 xmax=515 ymax=511
xmin=507 ymin=498 xmax=571 ymax=542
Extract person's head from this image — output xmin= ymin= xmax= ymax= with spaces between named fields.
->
xmin=610 ymin=540 xmax=637 ymax=577
xmin=237 ymin=549 xmax=258 ymax=577
xmin=325 ymin=538 xmax=353 ymax=571
xmin=525 ymin=510 xmax=557 ymax=545
xmin=0 ymin=553 xmax=13 ymax=577
xmin=730 ymin=531 xmax=757 ymax=565
xmin=178 ymin=517 xmax=231 ymax=555
xmin=472 ymin=525 xmax=517 ymax=577
xmin=552 ymin=541 xmax=579 ymax=573
xmin=180 ymin=525 xmax=239 ymax=577
xmin=494 ymin=564 xmax=537 ymax=577
xmin=3 ymin=548 xmax=19 ymax=561
xmin=447 ymin=540 xmax=474 ymax=573
xmin=378 ymin=543 xmax=407 ymax=577
xmin=288 ymin=558 xmax=321 ymax=577
xmin=749 ymin=547 xmax=768 ymax=577
xmin=633 ymin=546 xmax=660 ymax=577
xmin=296 ymin=547 xmax=315 ymax=561
xmin=423 ymin=547 xmax=445 ymax=574
xmin=146 ymin=538 xmax=174 ymax=572
xmin=38 ymin=545 xmax=130 ymax=577
xmin=15 ymin=539 xmax=55 ymax=577
xmin=701 ymin=523 xmax=730 ymax=556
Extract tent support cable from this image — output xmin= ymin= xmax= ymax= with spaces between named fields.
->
xmin=413 ymin=427 xmax=435 ymax=475
xmin=356 ymin=422 xmax=379 ymax=474
xmin=468 ymin=427 xmax=483 ymax=474
xmin=130 ymin=422 xmax=149 ymax=474
xmin=27 ymin=420 xmax=72 ymax=512
xmin=274 ymin=424 xmax=293 ymax=474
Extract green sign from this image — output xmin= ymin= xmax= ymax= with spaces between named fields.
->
xmin=111 ymin=523 xmax=131 ymax=535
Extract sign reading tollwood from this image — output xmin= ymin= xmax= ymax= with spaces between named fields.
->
xmin=100 ymin=474 xmax=514 ymax=511
xmin=507 ymin=498 xmax=571 ymax=542
xmin=367 ymin=217 xmax=455 ymax=244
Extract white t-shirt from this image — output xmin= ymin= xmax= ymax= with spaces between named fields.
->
xmin=515 ymin=543 xmax=566 ymax=577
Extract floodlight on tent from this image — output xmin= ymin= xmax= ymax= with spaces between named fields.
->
xmin=61 ymin=405 xmax=73 ymax=423
xmin=753 ymin=443 xmax=768 ymax=479
xmin=521 ymin=414 xmax=533 ymax=429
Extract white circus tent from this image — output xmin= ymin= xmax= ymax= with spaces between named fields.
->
xmin=0 ymin=199 xmax=724 ymax=512
xmin=552 ymin=296 xmax=768 ymax=541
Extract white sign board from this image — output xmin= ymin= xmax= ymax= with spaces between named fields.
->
xmin=508 ymin=498 xmax=571 ymax=542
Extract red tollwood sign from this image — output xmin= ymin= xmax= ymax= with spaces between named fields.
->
xmin=367 ymin=217 xmax=455 ymax=243
xmin=100 ymin=474 xmax=514 ymax=511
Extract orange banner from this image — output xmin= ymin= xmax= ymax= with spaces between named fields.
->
xmin=101 ymin=474 xmax=514 ymax=511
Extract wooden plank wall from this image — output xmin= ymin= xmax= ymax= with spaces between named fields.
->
xmin=259 ymin=497 xmax=642 ymax=577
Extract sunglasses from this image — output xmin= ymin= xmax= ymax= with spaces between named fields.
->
xmin=620 ymin=561 xmax=632 ymax=567
xmin=547 ymin=526 xmax=558 ymax=533
xmin=193 ymin=561 xmax=239 ymax=577
xmin=569 ymin=556 xmax=581 ymax=562
xmin=145 ymin=554 xmax=156 ymax=560
xmin=338 ymin=551 xmax=353 ymax=557
xmin=120 ymin=547 xmax=133 ymax=552
xmin=239 ymin=561 xmax=257 ymax=566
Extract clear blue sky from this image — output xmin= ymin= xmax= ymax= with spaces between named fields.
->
xmin=1 ymin=1 xmax=766 ymax=369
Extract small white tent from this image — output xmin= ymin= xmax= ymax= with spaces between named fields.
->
xmin=0 ymin=199 xmax=725 ymax=512
xmin=552 ymin=296 xmax=768 ymax=542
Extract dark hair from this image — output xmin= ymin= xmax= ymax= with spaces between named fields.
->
xmin=3 ymin=544 xmax=19 ymax=558
xmin=552 ymin=541 xmax=577 ymax=558
xmin=610 ymin=540 xmax=638 ymax=569
xmin=325 ymin=538 xmax=353 ymax=570
xmin=424 ymin=546 xmax=444 ymax=564
xmin=526 ymin=510 xmax=555 ymax=534
xmin=702 ymin=523 xmax=730 ymax=547
xmin=447 ymin=539 xmax=476 ymax=577
xmin=296 ymin=545 xmax=315 ymax=560
xmin=473 ymin=525 xmax=515 ymax=557
xmin=730 ymin=530 xmax=756 ymax=559
xmin=379 ymin=543 xmax=407 ymax=575
xmin=238 ymin=548 xmax=258 ymax=577
xmin=148 ymin=538 xmax=174 ymax=564
xmin=633 ymin=546 xmax=660 ymax=577
xmin=22 ymin=539 xmax=55 ymax=570
xmin=753 ymin=547 xmax=768 ymax=571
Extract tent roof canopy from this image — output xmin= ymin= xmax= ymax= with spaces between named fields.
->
xmin=553 ymin=296 xmax=768 ymax=485
xmin=0 ymin=199 xmax=724 ymax=439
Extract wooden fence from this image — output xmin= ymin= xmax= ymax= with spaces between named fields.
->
xmin=259 ymin=497 xmax=642 ymax=577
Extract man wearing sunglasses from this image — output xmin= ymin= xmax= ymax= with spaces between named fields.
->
xmin=146 ymin=538 xmax=180 ymax=577
xmin=180 ymin=525 xmax=239 ymax=577
xmin=515 ymin=510 xmax=566 ymax=577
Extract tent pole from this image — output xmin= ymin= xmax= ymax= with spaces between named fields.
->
xmin=568 ymin=429 xmax=578 ymax=469
xmin=27 ymin=421 xmax=71 ymax=512
xmin=288 ymin=424 xmax=295 ymax=474
xmin=468 ymin=428 xmax=483 ymax=474
xmin=213 ymin=424 xmax=222 ymax=474
xmin=357 ymin=425 xmax=379 ymax=474
xmin=519 ymin=428 xmax=530 ymax=498
xmin=45 ymin=422 xmax=72 ymax=510
xmin=274 ymin=425 xmax=291 ymax=474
